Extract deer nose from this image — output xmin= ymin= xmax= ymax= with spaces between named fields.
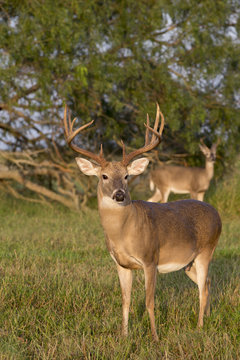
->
xmin=113 ymin=190 xmax=125 ymax=202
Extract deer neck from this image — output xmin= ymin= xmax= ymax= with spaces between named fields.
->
xmin=97 ymin=185 xmax=134 ymax=239
xmin=205 ymin=159 xmax=214 ymax=180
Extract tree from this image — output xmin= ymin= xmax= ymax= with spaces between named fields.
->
xmin=0 ymin=0 xmax=239 ymax=207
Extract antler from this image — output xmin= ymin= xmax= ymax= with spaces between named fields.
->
xmin=63 ymin=105 xmax=107 ymax=166
xmin=200 ymin=137 xmax=220 ymax=152
xmin=200 ymin=137 xmax=209 ymax=150
xmin=121 ymin=103 xmax=164 ymax=166
xmin=211 ymin=138 xmax=220 ymax=152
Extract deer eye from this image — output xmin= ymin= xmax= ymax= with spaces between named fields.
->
xmin=102 ymin=174 xmax=108 ymax=180
xmin=124 ymin=175 xmax=128 ymax=180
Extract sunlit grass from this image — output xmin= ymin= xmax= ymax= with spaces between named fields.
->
xmin=0 ymin=162 xmax=239 ymax=359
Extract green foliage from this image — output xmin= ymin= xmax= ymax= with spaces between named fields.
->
xmin=0 ymin=0 xmax=239 ymax=165
xmin=207 ymin=156 xmax=240 ymax=218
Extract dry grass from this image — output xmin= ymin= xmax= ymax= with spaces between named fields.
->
xmin=0 ymin=170 xmax=239 ymax=359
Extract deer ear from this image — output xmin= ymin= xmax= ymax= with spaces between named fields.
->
xmin=127 ymin=158 xmax=149 ymax=176
xmin=199 ymin=144 xmax=210 ymax=156
xmin=75 ymin=157 xmax=101 ymax=176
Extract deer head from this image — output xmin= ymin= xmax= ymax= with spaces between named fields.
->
xmin=199 ymin=138 xmax=220 ymax=162
xmin=63 ymin=104 xmax=164 ymax=206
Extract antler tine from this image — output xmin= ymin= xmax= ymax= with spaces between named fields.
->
xmin=149 ymin=102 xmax=160 ymax=145
xmin=145 ymin=114 xmax=150 ymax=146
xmin=67 ymin=118 xmax=94 ymax=144
xmin=63 ymin=105 xmax=107 ymax=166
xmin=63 ymin=104 xmax=69 ymax=137
xmin=99 ymin=143 xmax=105 ymax=159
xmin=144 ymin=105 xmax=164 ymax=144
xmin=121 ymin=140 xmax=126 ymax=158
xmin=158 ymin=104 xmax=164 ymax=139
xmin=122 ymin=104 xmax=164 ymax=166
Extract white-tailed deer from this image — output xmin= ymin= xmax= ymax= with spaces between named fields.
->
xmin=148 ymin=140 xmax=219 ymax=203
xmin=64 ymin=105 xmax=221 ymax=341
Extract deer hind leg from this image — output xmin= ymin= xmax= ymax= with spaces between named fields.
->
xmin=184 ymin=256 xmax=211 ymax=326
xmin=195 ymin=254 xmax=212 ymax=327
xmin=190 ymin=191 xmax=198 ymax=200
xmin=147 ymin=188 xmax=162 ymax=202
xmin=196 ymin=192 xmax=205 ymax=201
xmin=190 ymin=191 xmax=205 ymax=202
xmin=184 ymin=261 xmax=197 ymax=284
xmin=116 ymin=263 xmax=132 ymax=336
xmin=205 ymin=277 xmax=211 ymax=316
xmin=161 ymin=188 xmax=170 ymax=203
xmin=144 ymin=265 xmax=158 ymax=341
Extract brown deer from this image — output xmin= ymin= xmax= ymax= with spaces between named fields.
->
xmin=148 ymin=140 xmax=219 ymax=203
xmin=64 ymin=104 xmax=221 ymax=341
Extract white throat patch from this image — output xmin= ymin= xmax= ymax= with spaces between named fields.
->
xmin=100 ymin=196 xmax=124 ymax=209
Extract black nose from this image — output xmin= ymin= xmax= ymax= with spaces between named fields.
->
xmin=113 ymin=190 xmax=125 ymax=202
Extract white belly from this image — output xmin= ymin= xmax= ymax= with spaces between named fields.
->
xmin=170 ymin=187 xmax=190 ymax=195
xmin=157 ymin=262 xmax=186 ymax=273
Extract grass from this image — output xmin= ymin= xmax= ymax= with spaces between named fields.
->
xmin=0 ymin=162 xmax=240 ymax=359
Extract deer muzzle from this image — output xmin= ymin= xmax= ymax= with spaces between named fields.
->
xmin=112 ymin=189 xmax=125 ymax=202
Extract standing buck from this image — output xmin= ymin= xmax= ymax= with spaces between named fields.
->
xmin=64 ymin=105 xmax=221 ymax=341
xmin=148 ymin=140 xmax=219 ymax=203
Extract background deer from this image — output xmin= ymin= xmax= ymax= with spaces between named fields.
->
xmin=148 ymin=140 xmax=219 ymax=203
xmin=64 ymin=105 xmax=221 ymax=341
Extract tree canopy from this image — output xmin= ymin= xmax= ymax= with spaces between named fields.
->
xmin=0 ymin=0 xmax=239 ymax=207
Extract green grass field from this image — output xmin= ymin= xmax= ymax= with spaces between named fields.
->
xmin=0 ymin=164 xmax=239 ymax=359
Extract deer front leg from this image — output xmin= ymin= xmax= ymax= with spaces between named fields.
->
xmin=116 ymin=263 xmax=132 ymax=337
xmin=147 ymin=188 xmax=162 ymax=202
xmin=144 ymin=265 xmax=158 ymax=341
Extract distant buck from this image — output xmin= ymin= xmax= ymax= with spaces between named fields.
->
xmin=64 ymin=105 xmax=221 ymax=341
xmin=148 ymin=140 xmax=219 ymax=203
